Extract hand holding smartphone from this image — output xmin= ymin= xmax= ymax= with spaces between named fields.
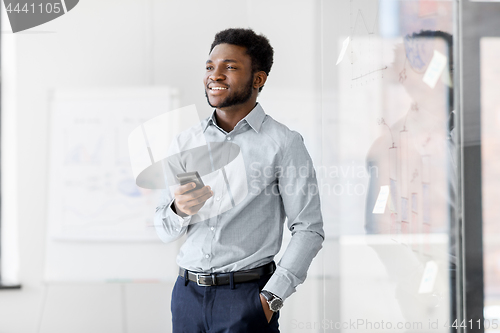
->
xmin=173 ymin=172 xmax=213 ymax=217
xmin=176 ymin=172 xmax=205 ymax=192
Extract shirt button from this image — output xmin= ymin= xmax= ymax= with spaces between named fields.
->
xmin=226 ymin=136 xmax=231 ymax=141
xmin=210 ymin=227 xmax=215 ymax=231
xmin=216 ymin=197 xmax=221 ymax=201
xmin=205 ymin=254 xmax=210 ymax=259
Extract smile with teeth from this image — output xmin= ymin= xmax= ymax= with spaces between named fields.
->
xmin=210 ymin=87 xmax=228 ymax=90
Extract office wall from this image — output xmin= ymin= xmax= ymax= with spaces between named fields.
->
xmin=0 ymin=0 xmax=322 ymax=332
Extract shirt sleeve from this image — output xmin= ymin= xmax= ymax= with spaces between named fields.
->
xmin=263 ymin=131 xmax=325 ymax=301
xmin=152 ymin=132 xmax=195 ymax=243
xmin=154 ymin=188 xmax=192 ymax=243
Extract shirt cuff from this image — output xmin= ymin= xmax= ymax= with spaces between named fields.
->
xmin=262 ymin=265 xmax=301 ymax=302
xmin=167 ymin=199 xmax=192 ymax=228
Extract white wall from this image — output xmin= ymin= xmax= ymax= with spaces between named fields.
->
xmin=0 ymin=1 xmax=324 ymax=332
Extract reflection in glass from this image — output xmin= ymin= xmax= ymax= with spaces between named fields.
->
xmin=319 ymin=1 xmax=456 ymax=332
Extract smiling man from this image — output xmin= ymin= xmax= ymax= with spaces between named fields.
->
xmin=155 ymin=28 xmax=324 ymax=333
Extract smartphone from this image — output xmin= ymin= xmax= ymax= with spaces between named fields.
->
xmin=176 ymin=171 xmax=205 ymax=192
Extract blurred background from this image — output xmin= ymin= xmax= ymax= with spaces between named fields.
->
xmin=0 ymin=0 xmax=499 ymax=332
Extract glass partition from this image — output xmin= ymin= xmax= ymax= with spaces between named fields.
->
xmin=481 ymin=37 xmax=500 ymax=332
xmin=327 ymin=2 xmax=454 ymax=332
xmin=6 ymin=0 xmax=492 ymax=331
xmin=252 ymin=1 xmax=459 ymax=331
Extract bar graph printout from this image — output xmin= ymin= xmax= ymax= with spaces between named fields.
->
xmin=47 ymin=87 xmax=178 ymax=241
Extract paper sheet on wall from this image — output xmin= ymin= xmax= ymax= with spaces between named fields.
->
xmin=372 ymin=185 xmax=390 ymax=214
xmin=419 ymin=260 xmax=438 ymax=293
xmin=47 ymin=87 xmax=179 ymax=241
xmin=336 ymin=36 xmax=351 ymax=65
xmin=423 ymin=50 xmax=447 ymax=89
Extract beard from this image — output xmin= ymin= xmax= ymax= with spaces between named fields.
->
xmin=205 ymin=74 xmax=254 ymax=109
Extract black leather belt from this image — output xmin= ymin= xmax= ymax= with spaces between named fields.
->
xmin=179 ymin=261 xmax=275 ymax=287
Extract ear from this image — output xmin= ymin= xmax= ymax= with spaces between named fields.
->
xmin=253 ymin=71 xmax=268 ymax=90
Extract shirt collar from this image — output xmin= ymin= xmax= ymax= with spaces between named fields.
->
xmin=203 ymin=103 xmax=266 ymax=133
xmin=203 ymin=112 xmax=217 ymax=132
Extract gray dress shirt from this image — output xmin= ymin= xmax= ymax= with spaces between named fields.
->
xmin=154 ymin=103 xmax=324 ymax=301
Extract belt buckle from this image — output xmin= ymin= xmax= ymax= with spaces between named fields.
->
xmin=196 ymin=273 xmax=216 ymax=286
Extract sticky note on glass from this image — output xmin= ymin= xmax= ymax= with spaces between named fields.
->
xmin=423 ymin=50 xmax=447 ymax=88
xmin=336 ymin=37 xmax=350 ymax=65
xmin=418 ymin=260 xmax=438 ymax=293
xmin=372 ymin=185 xmax=390 ymax=214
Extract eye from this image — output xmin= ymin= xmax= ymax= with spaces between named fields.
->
xmin=206 ymin=66 xmax=213 ymax=70
xmin=227 ymin=66 xmax=236 ymax=70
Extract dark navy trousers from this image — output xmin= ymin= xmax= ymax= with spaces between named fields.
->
xmin=171 ymin=272 xmax=280 ymax=333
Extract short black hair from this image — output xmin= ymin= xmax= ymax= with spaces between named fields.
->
xmin=210 ymin=28 xmax=274 ymax=92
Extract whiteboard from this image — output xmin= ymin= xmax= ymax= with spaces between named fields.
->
xmin=44 ymin=87 xmax=182 ymax=282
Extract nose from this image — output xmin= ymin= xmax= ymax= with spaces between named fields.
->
xmin=209 ymin=68 xmax=225 ymax=81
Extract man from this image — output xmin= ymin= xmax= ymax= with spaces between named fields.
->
xmin=154 ymin=28 xmax=324 ymax=333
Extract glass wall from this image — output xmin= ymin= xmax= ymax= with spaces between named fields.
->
xmin=306 ymin=1 xmax=457 ymax=332
xmin=481 ymin=37 xmax=500 ymax=332
xmin=8 ymin=0 xmax=500 ymax=332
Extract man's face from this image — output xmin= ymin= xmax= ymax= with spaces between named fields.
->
xmin=204 ymin=43 xmax=255 ymax=109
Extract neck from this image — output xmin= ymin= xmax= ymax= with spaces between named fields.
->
xmin=215 ymin=100 xmax=257 ymax=133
